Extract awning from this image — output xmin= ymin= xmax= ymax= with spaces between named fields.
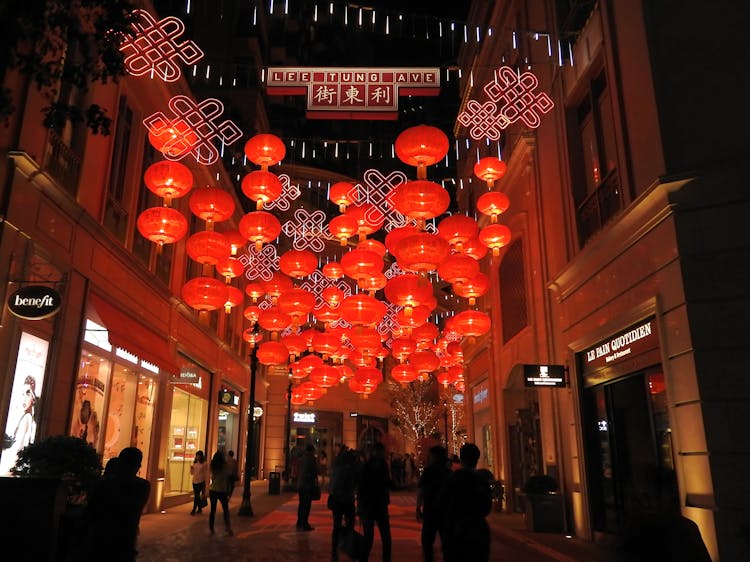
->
xmin=90 ymin=292 xmax=179 ymax=374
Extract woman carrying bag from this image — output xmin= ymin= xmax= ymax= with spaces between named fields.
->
xmin=190 ymin=451 xmax=208 ymax=515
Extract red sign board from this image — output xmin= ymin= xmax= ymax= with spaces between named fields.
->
xmin=266 ymin=67 xmax=441 ymax=120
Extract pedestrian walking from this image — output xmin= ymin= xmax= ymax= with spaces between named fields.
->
xmin=329 ymin=446 xmax=359 ymax=561
xmin=357 ymin=442 xmax=392 ymax=562
xmin=208 ymin=451 xmax=233 ymax=536
xmin=190 ymin=450 xmax=208 ymax=515
xmin=296 ymin=444 xmax=319 ymax=531
xmin=416 ymin=445 xmax=451 ymax=562
xmin=226 ymin=450 xmax=239 ymax=500
xmin=440 ymin=443 xmax=492 ymax=562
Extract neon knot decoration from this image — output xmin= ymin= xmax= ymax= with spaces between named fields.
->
xmin=237 ymin=244 xmax=279 ymax=282
xmin=120 ymin=10 xmax=204 ymax=82
xmin=143 ymin=95 xmax=243 ymax=164
xmin=457 ymin=66 xmax=554 ymax=140
xmin=281 ymin=209 xmax=332 ymax=252
xmin=299 ymin=271 xmax=352 ymax=309
xmin=264 ymin=174 xmax=301 ymax=212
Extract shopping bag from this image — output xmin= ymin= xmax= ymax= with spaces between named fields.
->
xmin=339 ymin=525 xmax=364 ymax=559
xmin=198 ymin=495 xmax=208 ymax=508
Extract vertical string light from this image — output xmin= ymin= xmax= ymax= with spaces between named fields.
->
xmin=454 ymin=139 xmax=460 ymax=160
xmin=329 ymin=2 xmax=334 ymax=15
xmin=439 ymin=21 xmax=443 ymax=38
xmin=557 ymin=40 xmax=564 ymax=66
xmin=205 ymin=65 xmax=211 ymax=79
xmin=252 ymin=5 xmax=257 ymax=25
xmin=369 ymin=142 xmax=373 ymax=157
xmin=269 ymin=0 xmax=274 ymax=15
xmin=302 ymin=141 xmax=306 ymax=159
xmin=385 ymin=15 xmax=389 ymax=34
xmin=186 ymin=0 xmax=191 ymax=14
xmin=358 ymin=7 xmax=362 ymax=27
xmin=344 ymin=5 xmax=348 ymax=25
xmin=314 ymin=4 xmax=318 ymax=21
xmin=512 ymin=30 xmax=517 ymax=49
xmin=284 ymin=0 xmax=289 ymax=14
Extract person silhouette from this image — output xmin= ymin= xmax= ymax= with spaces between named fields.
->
xmin=416 ymin=445 xmax=451 ymax=562
xmin=439 ymin=443 xmax=492 ymax=562
xmin=329 ymin=446 xmax=359 ymax=561
xmin=296 ymin=444 xmax=319 ymax=531
xmin=357 ymin=442 xmax=392 ymax=562
xmin=85 ymin=447 xmax=150 ymax=562
xmin=208 ymin=451 xmax=233 ymax=535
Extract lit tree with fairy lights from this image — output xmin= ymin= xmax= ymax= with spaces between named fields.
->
xmin=387 ymin=379 xmax=441 ymax=445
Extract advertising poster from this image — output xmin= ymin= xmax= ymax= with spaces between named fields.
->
xmin=1 ymin=332 xmax=50 ymax=475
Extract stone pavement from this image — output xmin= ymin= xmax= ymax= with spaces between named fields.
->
xmin=136 ymin=480 xmax=615 ymax=562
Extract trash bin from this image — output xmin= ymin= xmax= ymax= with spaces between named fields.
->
xmin=523 ymin=492 xmax=565 ymax=533
xmin=268 ymin=471 xmax=281 ymax=495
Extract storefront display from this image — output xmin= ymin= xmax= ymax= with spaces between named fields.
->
xmin=471 ymin=378 xmax=493 ymax=473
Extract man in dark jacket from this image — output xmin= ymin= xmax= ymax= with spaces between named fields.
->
xmin=416 ymin=445 xmax=451 ymax=562
xmin=329 ymin=446 xmax=359 ymax=561
xmin=357 ymin=442 xmax=392 ymax=562
xmin=296 ymin=444 xmax=319 ymax=531
xmin=439 ymin=443 xmax=492 ymax=562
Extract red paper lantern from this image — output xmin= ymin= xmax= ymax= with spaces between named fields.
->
xmin=312 ymin=304 xmax=341 ymax=327
xmin=243 ymin=305 xmax=261 ymax=324
xmin=182 ymin=277 xmax=228 ymax=311
xmin=461 ymin=237 xmax=489 ymax=261
xmin=189 ymin=186 xmax=235 ymax=227
xmin=348 ymin=326 xmax=382 ymax=354
xmin=391 ymin=337 xmax=417 ymax=362
xmin=453 ymin=273 xmax=490 ymax=305
xmin=244 ymin=133 xmax=286 ymax=167
xmin=437 ymin=368 xmax=459 ymax=387
xmin=281 ymin=333 xmax=307 ymax=360
xmin=279 ymin=249 xmax=318 ymax=279
xmin=309 ymin=365 xmax=339 ymax=389
xmin=339 ymin=294 xmax=387 ymax=326
xmin=312 ymin=331 xmax=343 ymax=359
xmin=341 ymin=249 xmax=383 ymax=282
xmin=238 ymin=210 xmax=282 ymax=250
xmin=412 ymin=323 xmax=439 ymax=346
xmin=395 ymin=125 xmax=449 ymax=178
xmin=329 ymin=181 xmax=358 ymax=212
xmin=241 ymin=170 xmax=283 ymax=209
xmin=257 ymin=341 xmax=289 ymax=366
xmin=473 ymin=156 xmax=508 ymax=187
xmin=477 ymin=191 xmax=510 ymax=223
xmin=348 ymin=377 xmax=376 ymax=398
xmin=358 ymin=272 xmax=387 ymax=295
xmin=451 ymin=309 xmax=491 ymax=338
xmin=397 ymin=232 xmax=450 ymax=273
xmin=136 ymin=207 xmax=188 ymax=246
xmin=384 ymin=225 xmax=421 ymax=261
xmin=333 ymin=364 xmax=353 ymax=382
xmin=299 ymin=380 xmax=324 ymax=403
xmin=322 ymin=287 xmax=345 ymax=307
xmin=263 ymin=272 xmax=293 ymax=303
xmin=396 ymin=305 xmax=431 ymax=330
xmin=328 ymin=214 xmax=359 ymax=246
xmin=437 ymin=253 xmax=480 ymax=285
xmin=143 ymin=160 xmax=193 ymax=204
xmin=290 ymin=386 xmax=307 ymax=406
xmin=186 ymin=230 xmax=231 ymax=265
xmin=148 ymin=118 xmax=198 ymax=158
xmin=390 ymin=180 xmax=450 ymax=222
xmin=357 ymin=238 xmax=386 ymax=257
xmin=298 ymin=354 xmax=324 ymax=375
xmin=216 ymin=256 xmax=244 ymax=282
xmin=410 ymin=349 xmax=440 ymax=373
xmin=223 ymin=286 xmax=244 ymax=314
xmin=277 ymin=287 xmax=316 ymax=325
xmin=242 ymin=328 xmax=263 ymax=347
xmin=437 ymin=214 xmax=479 ymax=251
xmin=384 ymin=273 xmax=433 ymax=315
xmin=244 ymin=283 xmax=266 ymax=302
xmin=391 ymin=363 xmax=418 ymax=385
xmin=322 ymin=261 xmax=344 ymax=279
xmin=219 ymin=229 xmax=247 ymax=256
xmin=354 ymin=366 xmax=383 ymax=387
xmin=478 ymin=224 xmax=512 ymax=256
xmin=257 ymin=308 xmax=292 ymax=334
xmin=345 ymin=203 xmax=384 ymax=239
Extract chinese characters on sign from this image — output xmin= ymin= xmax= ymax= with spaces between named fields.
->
xmin=266 ymin=67 xmax=441 ymax=119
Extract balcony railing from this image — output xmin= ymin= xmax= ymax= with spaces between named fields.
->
xmin=576 ymin=170 xmax=623 ymax=246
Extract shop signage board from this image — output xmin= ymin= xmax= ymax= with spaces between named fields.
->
xmin=170 ymin=368 xmax=200 ymax=385
xmin=582 ymin=318 xmax=656 ymax=372
xmin=523 ymin=364 xmax=567 ymax=388
xmin=266 ymin=67 xmax=440 ymax=119
xmin=293 ymin=412 xmax=316 ymax=423
xmin=7 ymin=285 xmax=62 ymax=320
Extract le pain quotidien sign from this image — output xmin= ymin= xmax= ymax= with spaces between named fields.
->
xmin=582 ymin=318 xmax=657 ymax=373
xmin=7 ymin=285 xmax=62 ymax=320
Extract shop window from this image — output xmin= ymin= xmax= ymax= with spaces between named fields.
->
xmin=500 ymin=239 xmax=528 ymax=342
xmin=569 ymin=69 xmax=623 ymax=246
xmin=103 ymin=95 xmax=133 ymax=243
xmin=166 ymin=387 xmax=208 ymax=496
xmin=69 ymin=345 xmax=158 ymax=475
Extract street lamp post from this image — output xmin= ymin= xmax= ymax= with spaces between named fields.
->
xmin=443 ymin=400 xmax=449 ymax=451
xmin=283 ymin=375 xmax=292 ymax=489
xmin=238 ymin=345 xmax=259 ymax=517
